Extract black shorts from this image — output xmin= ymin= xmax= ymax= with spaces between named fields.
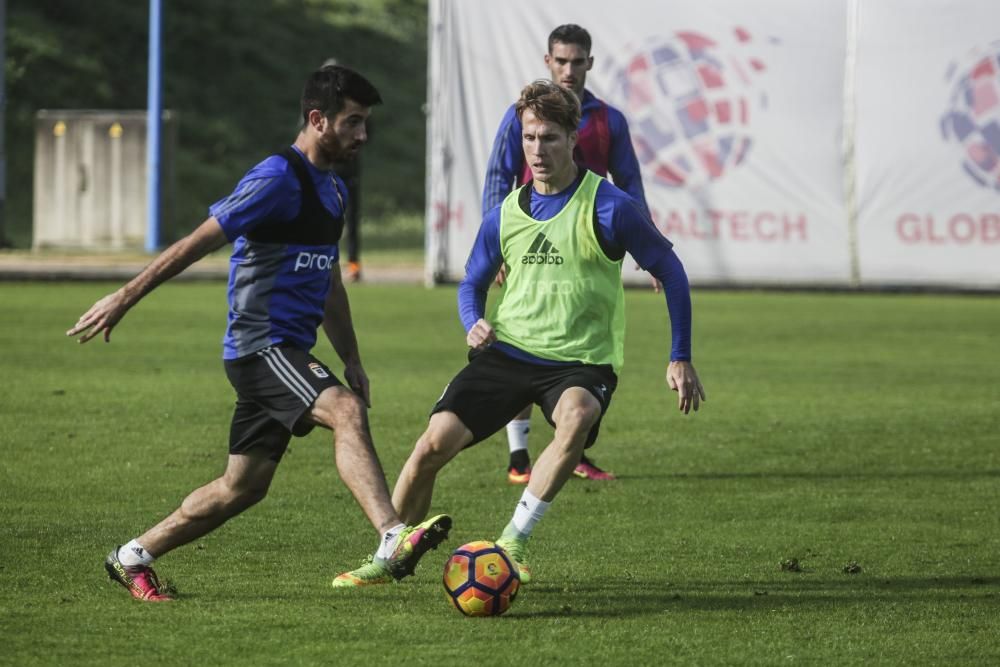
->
xmin=431 ymin=346 xmax=618 ymax=448
xmin=223 ymin=344 xmax=343 ymax=462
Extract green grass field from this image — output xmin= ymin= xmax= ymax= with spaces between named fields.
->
xmin=1 ymin=282 xmax=998 ymax=665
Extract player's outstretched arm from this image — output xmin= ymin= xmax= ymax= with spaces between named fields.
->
xmin=667 ymin=360 xmax=706 ymax=414
xmin=601 ymin=184 xmax=705 ymax=414
xmin=66 ymin=217 xmax=228 ymax=344
xmin=321 ymin=264 xmax=370 ymax=407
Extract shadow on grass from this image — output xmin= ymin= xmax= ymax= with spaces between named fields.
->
xmin=620 ymin=469 xmax=1000 ymax=482
xmin=508 ymin=576 xmax=1000 ymax=620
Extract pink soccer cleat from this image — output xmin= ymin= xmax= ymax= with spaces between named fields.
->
xmin=573 ymin=455 xmax=617 ymax=481
xmin=104 ymin=547 xmax=174 ymax=602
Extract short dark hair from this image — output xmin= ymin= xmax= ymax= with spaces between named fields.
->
xmin=548 ymin=24 xmax=592 ymax=54
xmin=300 ymin=66 xmax=382 ymax=124
xmin=515 ymin=80 xmax=581 ymax=135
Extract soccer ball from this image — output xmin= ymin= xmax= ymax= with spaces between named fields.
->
xmin=443 ymin=540 xmax=520 ymax=616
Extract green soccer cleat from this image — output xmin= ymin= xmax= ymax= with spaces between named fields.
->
xmin=495 ymin=535 xmax=533 ymax=584
xmin=332 ymin=514 xmax=453 ymax=589
xmin=332 ymin=555 xmax=392 ymax=588
xmin=386 ymin=514 xmax=452 ymax=580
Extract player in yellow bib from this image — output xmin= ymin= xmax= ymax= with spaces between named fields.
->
xmin=494 ymin=167 xmax=626 ymax=372
xmin=485 ymin=24 xmax=653 ymax=483
xmin=334 ymin=80 xmax=704 ymax=586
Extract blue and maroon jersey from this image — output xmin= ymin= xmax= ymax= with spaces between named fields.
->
xmin=518 ymin=101 xmax=610 ymax=185
xmin=482 ymin=89 xmax=649 ymax=218
xmin=210 ymin=146 xmax=346 ymax=360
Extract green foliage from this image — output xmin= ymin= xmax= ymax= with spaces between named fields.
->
xmin=4 ymin=0 xmax=428 ymax=246
xmin=1 ymin=284 xmax=999 ymax=664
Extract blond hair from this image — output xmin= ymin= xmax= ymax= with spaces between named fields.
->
xmin=514 ymin=80 xmax=581 ymax=134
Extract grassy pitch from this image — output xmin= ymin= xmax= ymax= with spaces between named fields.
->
xmin=0 ymin=282 xmax=998 ymax=665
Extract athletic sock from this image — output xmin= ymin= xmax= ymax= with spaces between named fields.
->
xmin=117 ymin=539 xmax=155 ymax=568
xmin=375 ymin=523 xmax=406 ymax=561
xmin=506 ymin=419 xmax=530 ymax=454
xmin=508 ymin=489 xmax=550 ymax=538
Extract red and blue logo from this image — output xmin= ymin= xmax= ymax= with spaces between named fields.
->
xmin=602 ymin=28 xmax=771 ymax=189
xmin=940 ymin=40 xmax=1000 ymax=192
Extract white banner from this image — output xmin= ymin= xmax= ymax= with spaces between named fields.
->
xmin=427 ymin=0 xmax=1000 ymax=289
xmin=854 ymin=0 xmax=1000 ymax=287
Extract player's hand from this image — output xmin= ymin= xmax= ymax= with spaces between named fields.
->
xmin=494 ymin=265 xmax=508 ymax=287
xmin=466 ymin=318 xmax=497 ymax=350
xmin=66 ymin=289 xmax=130 ymax=343
xmin=666 ymin=360 xmax=706 ymax=414
xmin=344 ymin=362 xmax=371 ymax=408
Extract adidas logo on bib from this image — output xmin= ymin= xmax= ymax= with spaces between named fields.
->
xmin=521 ymin=232 xmax=564 ymax=265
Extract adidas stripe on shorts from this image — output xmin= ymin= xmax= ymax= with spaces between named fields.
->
xmin=224 ymin=344 xmax=343 ymax=461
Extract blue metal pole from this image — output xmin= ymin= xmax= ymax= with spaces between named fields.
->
xmin=145 ymin=0 xmax=162 ymax=252
xmin=0 ymin=0 xmax=8 ymax=247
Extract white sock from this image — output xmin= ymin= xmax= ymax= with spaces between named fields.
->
xmin=375 ymin=523 xmax=406 ymax=561
xmin=506 ymin=419 xmax=531 ymax=453
xmin=117 ymin=539 xmax=155 ymax=568
xmin=511 ymin=490 xmax=550 ymax=537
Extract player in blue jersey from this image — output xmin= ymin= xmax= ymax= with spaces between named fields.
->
xmin=67 ymin=66 xmax=451 ymax=601
xmin=337 ymin=80 xmax=705 ymax=585
xmin=483 ymin=24 xmax=651 ymax=483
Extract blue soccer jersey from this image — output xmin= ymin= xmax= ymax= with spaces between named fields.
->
xmin=210 ymin=145 xmax=347 ymax=360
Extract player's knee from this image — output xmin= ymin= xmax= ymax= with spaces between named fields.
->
xmin=413 ymin=430 xmax=458 ymax=470
xmin=179 ymin=480 xmax=265 ymax=522
xmin=314 ymin=387 xmax=367 ymax=432
xmin=557 ymin=403 xmax=600 ymax=436
xmin=215 ymin=483 xmax=267 ymax=517
xmin=217 ymin=472 xmax=270 ymax=508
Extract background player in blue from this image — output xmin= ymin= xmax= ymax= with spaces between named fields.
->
xmin=323 ymin=56 xmax=366 ymax=283
xmin=483 ymin=24 xmax=651 ymax=483
xmin=67 ymin=66 xmax=450 ymax=601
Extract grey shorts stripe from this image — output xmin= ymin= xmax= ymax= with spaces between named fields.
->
xmin=258 ymin=347 xmax=318 ymax=406
xmin=225 ymin=345 xmax=344 ymax=462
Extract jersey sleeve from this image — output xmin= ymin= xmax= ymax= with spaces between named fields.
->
xmin=482 ymin=105 xmax=523 ymax=216
xmin=209 ymin=158 xmax=299 ymax=241
xmin=457 ymin=206 xmax=504 ymax=331
xmin=605 ymin=106 xmax=651 ymax=219
xmin=597 ymin=182 xmax=692 ymax=361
